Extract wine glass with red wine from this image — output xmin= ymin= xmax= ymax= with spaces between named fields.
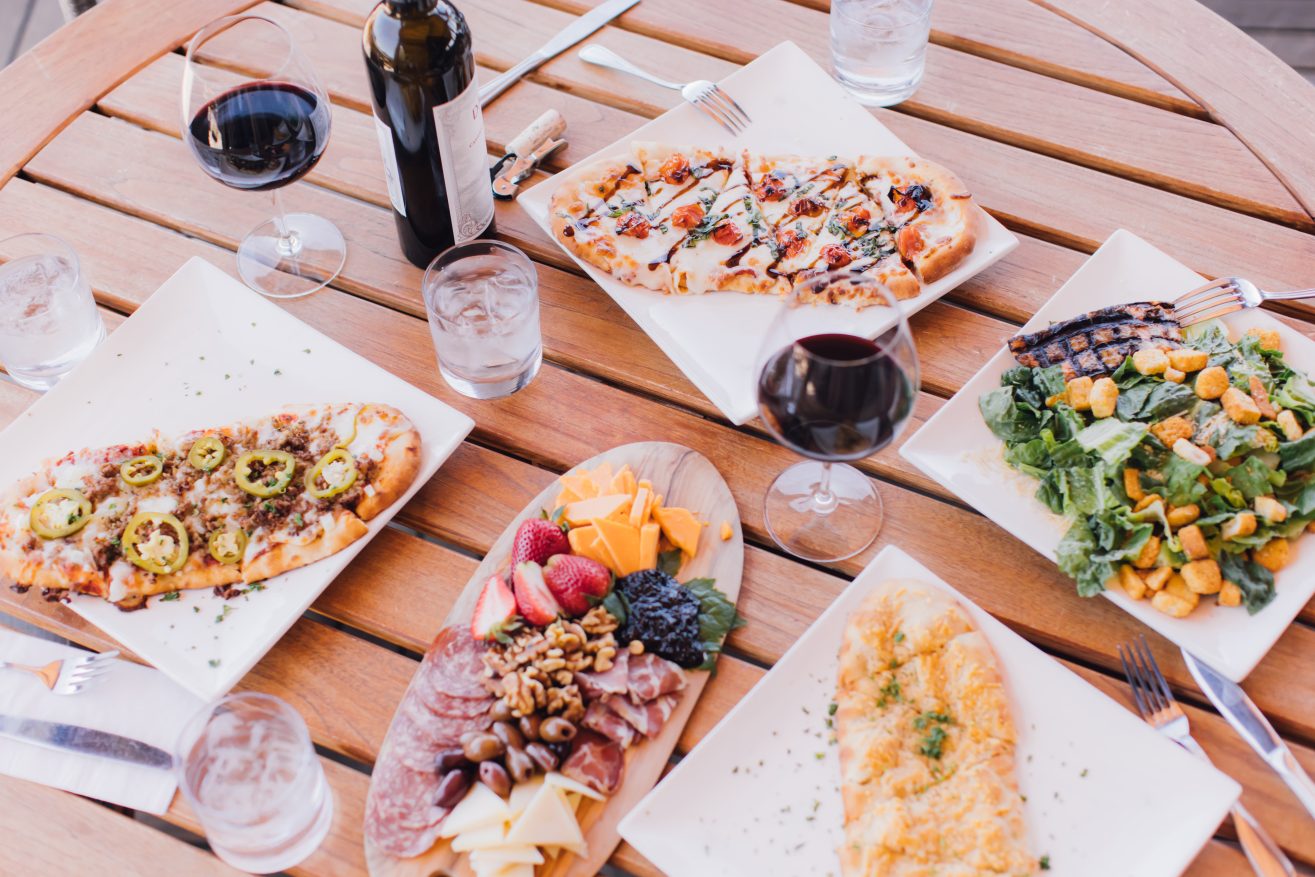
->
xmin=756 ymin=272 xmax=919 ymax=562
xmin=182 ymin=15 xmax=345 ymax=298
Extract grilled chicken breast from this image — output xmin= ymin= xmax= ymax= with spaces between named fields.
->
xmin=1007 ymin=302 xmax=1182 ymax=380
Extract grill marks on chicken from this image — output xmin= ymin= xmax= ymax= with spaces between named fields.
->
xmin=1007 ymin=302 xmax=1183 ymax=380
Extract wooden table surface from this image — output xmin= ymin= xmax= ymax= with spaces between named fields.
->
xmin=2 ymin=0 xmax=1315 ymax=874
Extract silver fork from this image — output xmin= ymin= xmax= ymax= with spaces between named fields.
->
xmin=0 ymin=649 xmax=119 ymax=695
xmin=1173 ymin=276 xmax=1315 ymax=327
xmin=578 ymin=44 xmax=750 ymax=136
xmin=1119 ymin=636 xmax=1293 ymax=877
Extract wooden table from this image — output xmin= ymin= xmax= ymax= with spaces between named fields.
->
xmin=2 ymin=0 xmax=1315 ymax=874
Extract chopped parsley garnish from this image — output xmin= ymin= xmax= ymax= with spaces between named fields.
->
xmin=215 ymin=605 xmax=234 ymax=624
xmin=160 ymin=592 xmax=180 ymax=602
xmin=876 ymin=676 xmax=902 ymax=707
xmin=827 ymin=701 xmax=838 ymax=716
xmin=208 ymin=658 xmax=221 ymax=668
xmin=1039 ymin=855 xmax=1051 ymax=870
xmin=914 ymin=711 xmax=954 ymax=760
xmin=826 ymin=216 xmax=848 ymax=238
xmin=292 ymin=513 xmax=303 ymax=527
xmin=893 ymin=630 xmax=905 ymax=643
xmin=262 ymin=501 xmax=275 ymax=513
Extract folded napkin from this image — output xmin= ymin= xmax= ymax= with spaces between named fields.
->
xmin=0 ymin=627 xmax=203 ymax=814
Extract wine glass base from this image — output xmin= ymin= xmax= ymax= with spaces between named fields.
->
xmin=237 ymin=212 xmax=345 ymax=299
xmin=763 ymin=461 xmax=882 ymax=563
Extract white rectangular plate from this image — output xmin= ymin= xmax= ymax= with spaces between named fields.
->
xmin=0 ymin=258 xmax=474 ymax=700
xmin=518 ymin=40 xmax=1018 ymax=425
xmin=901 ymin=229 xmax=1315 ymax=681
xmin=618 ymin=545 xmax=1239 ymax=877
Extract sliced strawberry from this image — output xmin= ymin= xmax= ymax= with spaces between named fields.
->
xmin=470 ymin=574 xmax=518 ymax=641
xmin=543 ymin=554 xmax=612 ymax=616
xmin=512 ymin=562 xmax=562 ymax=626
xmin=510 ymin=518 xmax=570 ymax=567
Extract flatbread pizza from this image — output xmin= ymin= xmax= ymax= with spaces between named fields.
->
xmin=0 ymin=403 xmax=420 ymax=609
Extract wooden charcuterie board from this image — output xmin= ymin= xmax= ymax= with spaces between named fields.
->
xmin=365 ymin=442 xmax=743 ymax=877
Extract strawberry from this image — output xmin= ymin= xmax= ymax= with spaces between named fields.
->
xmin=542 ymin=554 xmax=612 ymax=616
xmin=510 ymin=517 xmax=570 ymax=567
xmin=470 ymin=574 xmax=518 ymax=641
xmin=512 ymin=562 xmax=562 ymax=626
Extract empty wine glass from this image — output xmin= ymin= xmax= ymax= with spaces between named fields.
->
xmin=756 ymin=272 xmax=919 ymax=562
xmin=181 ymin=15 xmax=345 ymax=298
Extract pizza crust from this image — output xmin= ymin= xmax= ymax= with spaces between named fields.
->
xmin=356 ymin=414 xmax=422 ymax=521
xmin=243 ymin=508 xmax=369 ymax=584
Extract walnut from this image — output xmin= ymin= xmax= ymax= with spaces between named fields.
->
xmin=628 ymin=639 xmax=645 ymax=655
xmin=593 ymin=646 xmax=617 ymax=673
xmin=581 ymin=605 xmax=619 ymax=635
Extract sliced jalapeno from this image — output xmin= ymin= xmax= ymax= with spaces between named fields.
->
xmin=29 ymin=488 xmax=92 ymax=539
xmin=122 ymin=512 xmax=189 ymax=575
xmin=119 ymin=455 xmax=163 ymax=486
xmin=336 ymin=408 xmax=361 ymax=450
xmin=305 ymin=447 xmax=358 ymax=500
xmin=188 ymin=436 xmax=226 ymax=472
xmin=207 ymin=529 xmax=248 ymax=565
xmin=234 ymin=449 xmax=296 ymax=497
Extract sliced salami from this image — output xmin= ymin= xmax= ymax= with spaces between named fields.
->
xmin=365 ymin=748 xmax=448 ymax=858
xmin=425 ymin=626 xmax=492 ymax=700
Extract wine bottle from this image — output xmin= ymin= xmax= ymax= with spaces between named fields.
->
xmin=363 ymin=0 xmax=496 ymax=267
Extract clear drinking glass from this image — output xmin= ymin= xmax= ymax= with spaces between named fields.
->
xmin=0 ymin=233 xmax=106 ymax=391
xmin=182 ymin=16 xmax=345 ymax=299
xmin=177 ymin=692 xmax=333 ymax=873
xmin=755 ymin=273 xmax=919 ymax=562
xmin=423 ymin=239 xmax=543 ymax=400
xmin=830 ymin=0 xmax=933 ymax=107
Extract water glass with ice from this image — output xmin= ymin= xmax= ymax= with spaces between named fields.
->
xmin=831 ymin=0 xmax=933 ymax=107
xmin=423 ymin=240 xmax=542 ymax=400
xmin=0 ymin=233 xmax=106 ymax=391
xmin=177 ymin=692 xmax=333 ymax=873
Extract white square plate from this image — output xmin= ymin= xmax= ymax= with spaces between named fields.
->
xmin=618 ymin=545 xmax=1239 ymax=877
xmin=0 ymin=258 xmax=474 ymax=700
xmin=901 ymin=229 xmax=1315 ymax=681
xmin=518 ymin=41 xmax=1018 ymax=425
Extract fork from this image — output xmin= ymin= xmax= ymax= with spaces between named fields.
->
xmin=578 ymin=44 xmax=750 ymax=136
xmin=0 ymin=649 xmax=119 ymax=695
xmin=1119 ymin=636 xmax=1293 ymax=877
xmin=1173 ymin=276 xmax=1315 ymax=327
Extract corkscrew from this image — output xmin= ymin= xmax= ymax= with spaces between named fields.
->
xmin=490 ymin=110 xmax=568 ymax=199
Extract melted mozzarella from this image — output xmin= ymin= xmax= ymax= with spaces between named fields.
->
xmin=136 ymin=495 xmax=178 ymax=514
xmin=321 ymin=459 xmax=351 ymax=488
xmin=136 ymin=531 xmax=176 ymax=565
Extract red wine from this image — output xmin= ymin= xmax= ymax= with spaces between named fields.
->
xmin=363 ymin=0 xmax=496 ymax=267
xmin=758 ymin=333 xmax=913 ymax=461
xmin=187 ymin=82 xmax=328 ymax=191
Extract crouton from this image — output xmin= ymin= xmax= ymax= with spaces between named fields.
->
xmin=1178 ymin=524 xmax=1209 ymax=560
xmin=1167 ymin=504 xmax=1200 ymax=527
xmin=1254 ymin=495 xmax=1287 ymax=523
xmin=1181 ymin=558 xmax=1222 ymax=595
xmin=1172 ymin=438 xmax=1212 ymax=467
xmin=1194 ymin=366 xmax=1229 ymax=400
xmin=1144 ymin=566 xmax=1173 ymax=592
xmin=1164 ymin=367 xmax=1186 ymax=384
xmin=1248 ymin=376 xmax=1277 ymax=420
xmin=1152 ymin=574 xmax=1199 ymax=617
xmin=1116 ymin=565 xmax=1147 ymax=600
xmin=1133 ymin=493 xmax=1164 ymax=513
xmin=1253 ymin=538 xmax=1292 ymax=572
xmin=1277 ymin=409 xmax=1304 ymax=442
xmin=1218 ymin=581 xmax=1243 ymax=608
xmin=1221 ymin=386 xmax=1262 ymax=425
xmin=1089 ymin=377 xmax=1118 ymax=419
xmin=1132 ymin=534 xmax=1161 ymax=570
xmin=1168 ymin=348 xmax=1208 ymax=372
xmin=1246 ymin=327 xmax=1281 ymax=352
xmin=1123 ymin=468 xmax=1145 ymax=502
xmin=1150 ymin=416 xmax=1193 ymax=448
xmin=1066 ymin=376 xmax=1093 ymax=412
xmin=1132 ymin=348 xmax=1169 ymax=376
xmin=1222 ymin=512 xmax=1257 ymax=541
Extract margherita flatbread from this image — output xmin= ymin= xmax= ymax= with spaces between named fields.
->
xmin=836 ymin=579 xmax=1035 ymax=876
xmin=550 ymin=143 xmax=979 ymax=309
xmin=0 ymin=403 xmax=420 ymax=608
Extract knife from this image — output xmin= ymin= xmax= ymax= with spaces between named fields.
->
xmin=1183 ymin=650 xmax=1315 ymax=821
xmin=0 ymin=713 xmax=174 ymax=771
xmin=478 ymin=0 xmax=642 ymax=107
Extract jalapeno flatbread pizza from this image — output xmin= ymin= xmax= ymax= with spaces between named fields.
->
xmin=0 ymin=403 xmax=420 ymax=609
xmin=549 ymin=142 xmax=979 ymax=309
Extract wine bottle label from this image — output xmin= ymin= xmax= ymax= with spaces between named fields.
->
xmin=372 ymin=114 xmax=408 ymax=217
xmin=432 ymin=79 xmax=495 ymax=245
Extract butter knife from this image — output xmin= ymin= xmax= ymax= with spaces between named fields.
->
xmin=0 ymin=713 xmax=174 ymax=770
xmin=478 ymin=0 xmax=642 ymax=107
xmin=1183 ymin=650 xmax=1315 ymax=821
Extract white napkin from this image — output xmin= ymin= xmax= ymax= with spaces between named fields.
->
xmin=0 ymin=627 xmax=203 ymax=814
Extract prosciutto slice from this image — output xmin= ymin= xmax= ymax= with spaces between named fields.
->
xmin=575 ymin=651 xmax=631 ymax=701
xmin=561 ymin=730 xmax=625 ymax=796
xmin=626 ymin=653 xmax=686 ymax=704
xmin=605 ymin=693 xmax=678 ymax=738
xmin=582 ymin=700 xmax=637 ymax=748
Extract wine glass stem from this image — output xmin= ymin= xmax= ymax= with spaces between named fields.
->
xmin=270 ymin=189 xmax=302 ymax=259
xmin=812 ymin=461 xmax=839 ymax=515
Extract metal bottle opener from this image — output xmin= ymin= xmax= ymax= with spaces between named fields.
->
xmin=490 ymin=109 xmax=568 ymax=199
